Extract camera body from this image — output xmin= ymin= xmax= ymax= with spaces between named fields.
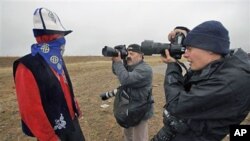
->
xmin=141 ymin=33 xmax=186 ymax=59
xmin=151 ymin=110 xmax=188 ymax=141
xmin=102 ymin=45 xmax=128 ymax=59
xmin=163 ymin=110 xmax=188 ymax=134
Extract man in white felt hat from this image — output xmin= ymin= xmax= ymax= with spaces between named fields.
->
xmin=13 ymin=8 xmax=85 ymax=141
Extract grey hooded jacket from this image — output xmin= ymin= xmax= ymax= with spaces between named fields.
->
xmin=112 ymin=60 xmax=154 ymax=121
xmin=165 ymin=48 xmax=250 ymax=141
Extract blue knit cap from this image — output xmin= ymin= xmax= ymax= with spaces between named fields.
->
xmin=184 ymin=20 xmax=230 ymax=55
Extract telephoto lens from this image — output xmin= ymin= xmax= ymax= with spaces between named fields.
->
xmin=140 ymin=33 xmax=186 ymax=59
xmin=99 ymin=89 xmax=118 ymax=101
xmin=102 ymin=46 xmax=119 ymax=57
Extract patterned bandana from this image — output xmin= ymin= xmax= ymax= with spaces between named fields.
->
xmin=31 ymin=37 xmax=66 ymax=75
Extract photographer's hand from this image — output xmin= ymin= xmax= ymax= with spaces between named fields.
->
xmin=161 ymin=49 xmax=177 ymax=63
xmin=168 ymin=28 xmax=188 ymax=42
xmin=112 ymin=51 xmax=122 ymax=62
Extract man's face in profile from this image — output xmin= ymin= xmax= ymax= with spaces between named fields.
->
xmin=126 ymin=51 xmax=143 ymax=66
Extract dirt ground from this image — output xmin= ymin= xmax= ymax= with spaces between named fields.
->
xmin=0 ymin=56 xmax=249 ymax=141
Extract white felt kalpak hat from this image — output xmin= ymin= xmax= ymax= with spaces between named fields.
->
xmin=33 ymin=8 xmax=72 ymax=37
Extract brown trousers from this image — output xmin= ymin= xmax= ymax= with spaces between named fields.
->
xmin=123 ymin=120 xmax=148 ymax=141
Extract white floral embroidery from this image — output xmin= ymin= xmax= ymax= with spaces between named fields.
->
xmin=54 ymin=113 xmax=66 ymax=130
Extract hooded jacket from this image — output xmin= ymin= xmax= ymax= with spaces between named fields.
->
xmin=164 ymin=48 xmax=250 ymax=141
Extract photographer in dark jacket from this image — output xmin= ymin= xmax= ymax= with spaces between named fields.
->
xmin=152 ymin=20 xmax=250 ymax=141
xmin=112 ymin=44 xmax=154 ymax=141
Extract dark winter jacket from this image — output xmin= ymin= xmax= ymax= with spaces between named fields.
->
xmin=112 ymin=60 xmax=154 ymax=121
xmin=165 ymin=48 xmax=250 ymax=141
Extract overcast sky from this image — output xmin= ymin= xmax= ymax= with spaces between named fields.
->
xmin=0 ymin=0 xmax=249 ymax=56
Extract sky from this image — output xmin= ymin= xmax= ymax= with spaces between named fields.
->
xmin=0 ymin=0 xmax=249 ymax=56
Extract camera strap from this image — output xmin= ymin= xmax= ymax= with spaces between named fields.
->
xmin=176 ymin=60 xmax=188 ymax=72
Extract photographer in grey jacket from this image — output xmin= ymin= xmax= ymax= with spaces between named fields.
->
xmin=112 ymin=44 xmax=154 ymax=141
xmin=152 ymin=20 xmax=250 ymax=141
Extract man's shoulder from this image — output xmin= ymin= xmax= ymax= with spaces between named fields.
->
xmin=139 ymin=61 xmax=152 ymax=68
xmin=14 ymin=54 xmax=44 ymax=70
xmin=14 ymin=54 xmax=31 ymax=67
xmin=15 ymin=54 xmax=33 ymax=62
xmin=137 ymin=61 xmax=152 ymax=71
xmin=222 ymin=48 xmax=250 ymax=71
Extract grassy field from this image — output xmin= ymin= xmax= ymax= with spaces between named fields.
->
xmin=0 ymin=56 xmax=249 ymax=141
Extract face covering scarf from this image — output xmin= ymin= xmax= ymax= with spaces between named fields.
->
xmin=31 ymin=37 xmax=66 ymax=75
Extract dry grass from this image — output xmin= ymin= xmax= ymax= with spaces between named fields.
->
xmin=0 ymin=56 xmax=249 ymax=141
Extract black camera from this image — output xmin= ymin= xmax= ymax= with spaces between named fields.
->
xmin=141 ymin=33 xmax=186 ymax=59
xmin=102 ymin=33 xmax=185 ymax=60
xmin=99 ymin=88 xmax=118 ymax=101
xmin=102 ymin=45 xmax=128 ymax=59
xmin=151 ymin=110 xmax=188 ymax=141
